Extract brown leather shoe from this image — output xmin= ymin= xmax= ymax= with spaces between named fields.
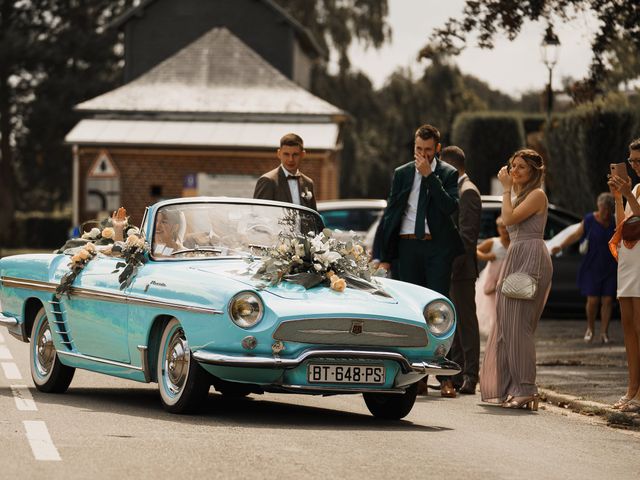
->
xmin=416 ymin=378 xmax=429 ymax=396
xmin=441 ymin=380 xmax=457 ymax=398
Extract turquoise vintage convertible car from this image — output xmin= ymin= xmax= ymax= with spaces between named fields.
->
xmin=0 ymin=198 xmax=459 ymax=419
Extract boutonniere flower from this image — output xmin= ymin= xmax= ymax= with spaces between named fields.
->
xmin=301 ymin=188 xmax=313 ymax=200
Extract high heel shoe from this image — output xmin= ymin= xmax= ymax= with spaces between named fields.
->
xmin=500 ymin=395 xmax=514 ymax=407
xmin=619 ymin=399 xmax=640 ymax=413
xmin=502 ymin=395 xmax=539 ymax=411
xmin=600 ymin=333 xmax=610 ymax=344
xmin=583 ymin=329 xmax=593 ymax=343
xmin=612 ymin=395 xmax=633 ymax=409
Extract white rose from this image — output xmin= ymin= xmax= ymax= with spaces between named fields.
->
xmin=295 ymin=243 xmax=305 ymax=257
xmin=82 ymin=227 xmax=101 ymax=239
xmin=316 ymin=250 xmax=341 ymax=266
xmin=313 ymin=263 xmax=323 ymax=271
xmin=277 ymin=243 xmax=289 ymax=254
xmin=126 ymin=227 xmax=140 ymax=237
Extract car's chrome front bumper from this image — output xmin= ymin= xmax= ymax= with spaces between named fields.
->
xmin=192 ymin=348 xmax=460 ymax=377
xmin=0 ymin=313 xmax=18 ymax=327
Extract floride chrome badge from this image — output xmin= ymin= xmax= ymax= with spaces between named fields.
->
xmin=350 ymin=321 xmax=364 ymax=335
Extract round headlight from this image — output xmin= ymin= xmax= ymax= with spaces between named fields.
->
xmin=423 ymin=300 xmax=455 ymax=336
xmin=229 ymin=292 xmax=264 ymax=328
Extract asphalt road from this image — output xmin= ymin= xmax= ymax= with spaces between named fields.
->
xmin=1 ymin=329 xmax=639 ymax=480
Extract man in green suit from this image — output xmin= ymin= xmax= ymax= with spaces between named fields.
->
xmin=379 ymin=124 xmax=464 ymax=295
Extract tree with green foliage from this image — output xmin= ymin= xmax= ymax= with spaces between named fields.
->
xmin=0 ymin=0 xmax=134 ymax=245
xmin=432 ymin=1 xmax=640 ymax=87
xmin=275 ymin=0 xmax=390 ymax=71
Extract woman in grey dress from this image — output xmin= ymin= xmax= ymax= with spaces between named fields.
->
xmin=480 ymin=149 xmax=553 ymax=410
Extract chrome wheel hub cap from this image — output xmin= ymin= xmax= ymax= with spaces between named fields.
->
xmin=165 ymin=329 xmax=189 ymax=395
xmin=35 ymin=321 xmax=55 ymax=377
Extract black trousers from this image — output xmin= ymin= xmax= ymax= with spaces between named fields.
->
xmin=446 ymin=277 xmax=481 ymax=384
xmin=396 ymin=238 xmax=453 ymax=297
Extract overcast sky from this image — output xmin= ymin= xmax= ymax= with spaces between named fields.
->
xmin=341 ymin=0 xmax=599 ymax=97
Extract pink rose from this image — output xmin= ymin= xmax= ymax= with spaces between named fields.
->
xmin=101 ymin=227 xmax=115 ymax=239
xmin=330 ymin=277 xmax=346 ymax=292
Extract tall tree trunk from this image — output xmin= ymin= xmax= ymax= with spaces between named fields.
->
xmin=0 ymin=0 xmax=16 ymax=249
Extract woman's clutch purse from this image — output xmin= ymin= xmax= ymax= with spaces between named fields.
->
xmin=501 ymin=272 xmax=538 ymax=300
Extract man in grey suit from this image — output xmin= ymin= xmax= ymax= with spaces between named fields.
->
xmin=439 ymin=146 xmax=482 ymax=396
xmin=253 ymin=133 xmax=317 ymax=211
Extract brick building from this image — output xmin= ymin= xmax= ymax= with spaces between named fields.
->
xmin=65 ymin=3 xmax=345 ymax=226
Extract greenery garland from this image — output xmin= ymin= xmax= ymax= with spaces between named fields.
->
xmin=55 ymin=212 xmax=149 ymax=297
xmin=56 ymin=243 xmax=98 ymax=298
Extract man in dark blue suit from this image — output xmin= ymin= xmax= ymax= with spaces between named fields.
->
xmin=379 ymin=124 xmax=464 ymax=395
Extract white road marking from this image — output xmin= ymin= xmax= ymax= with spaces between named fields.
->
xmin=11 ymin=385 xmax=37 ymax=411
xmin=1 ymin=361 xmax=22 ymax=379
xmin=0 ymin=344 xmax=12 ymax=360
xmin=23 ymin=421 xmax=61 ymax=461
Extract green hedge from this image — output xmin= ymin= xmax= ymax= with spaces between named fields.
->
xmin=544 ymin=108 xmax=640 ymax=214
xmin=522 ymin=114 xmax=546 ymax=136
xmin=1 ymin=213 xmax=71 ymax=249
xmin=451 ymin=112 xmax=526 ymax=194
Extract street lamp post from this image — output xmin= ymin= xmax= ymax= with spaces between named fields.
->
xmin=540 ymin=26 xmax=560 ymax=123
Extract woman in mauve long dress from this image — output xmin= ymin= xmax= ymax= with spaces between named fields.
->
xmin=480 ymin=149 xmax=553 ymax=411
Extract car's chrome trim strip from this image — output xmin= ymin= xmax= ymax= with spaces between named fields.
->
xmin=70 ymin=288 xmax=223 ymax=314
xmin=1 ymin=277 xmax=56 ymax=293
xmin=1 ymin=276 xmax=222 ymax=315
xmin=137 ymin=345 xmax=152 ymax=382
xmin=193 ymin=348 xmax=461 ymax=376
xmin=56 ymin=350 xmax=143 ymax=371
xmin=299 ymin=329 xmax=408 ymax=338
xmin=0 ymin=313 xmax=18 ymax=327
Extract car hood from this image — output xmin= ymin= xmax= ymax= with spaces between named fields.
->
xmin=190 ymin=262 xmax=398 ymax=304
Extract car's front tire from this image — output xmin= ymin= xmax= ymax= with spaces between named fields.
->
xmin=157 ymin=318 xmax=210 ymax=413
xmin=30 ymin=307 xmax=75 ymax=393
xmin=363 ymin=382 xmax=418 ymax=420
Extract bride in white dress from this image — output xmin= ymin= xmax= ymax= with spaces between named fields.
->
xmin=475 ymin=216 xmax=510 ymax=337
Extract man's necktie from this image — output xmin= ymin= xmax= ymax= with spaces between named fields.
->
xmin=414 ymin=177 xmax=427 ymax=237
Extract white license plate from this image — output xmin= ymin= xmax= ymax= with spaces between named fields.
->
xmin=307 ymin=364 xmax=385 ymax=384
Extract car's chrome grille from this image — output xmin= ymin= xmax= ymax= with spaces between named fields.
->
xmin=273 ymin=318 xmax=428 ymax=347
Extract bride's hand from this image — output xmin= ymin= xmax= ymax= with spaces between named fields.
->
xmin=111 ymin=207 xmax=128 ymax=241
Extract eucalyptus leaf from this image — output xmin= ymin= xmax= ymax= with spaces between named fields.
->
xmin=283 ymin=272 xmax=324 ymax=289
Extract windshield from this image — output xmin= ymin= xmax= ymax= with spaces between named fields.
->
xmin=151 ymin=202 xmax=323 ymax=259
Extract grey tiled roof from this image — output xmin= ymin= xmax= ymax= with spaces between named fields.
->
xmin=76 ymin=28 xmax=343 ymax=120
